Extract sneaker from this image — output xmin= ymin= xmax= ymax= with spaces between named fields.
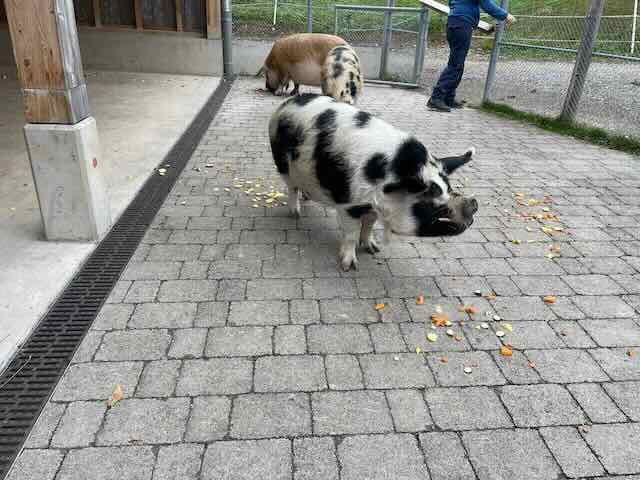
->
xmin=447 ymin=98 xmax=466 ymax=109
xmin=427 ymin=97 xmax=451 ymax=112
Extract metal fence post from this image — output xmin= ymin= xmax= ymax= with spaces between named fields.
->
xmin=559 ymin=0 xmax=604 ymax=123
xmin=221 ymin=0 xmax=233 ymax=78
xmin=334 ymin=5 xmax=339 ymax=34
xmin=379 ymin=0 xmax=395 ymax=79
xmin=412 ymin=5 xmax=429 ymax=84
xmin=632 ymin=0 xmax=638 ymax=54
xmin=482 ymin=0 xmax=509 ymax=104
xmin=307 ymin=0 xmax=313 ymax=33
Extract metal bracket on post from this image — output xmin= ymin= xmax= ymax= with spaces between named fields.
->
xmin=379 ymin=0 xmax=395 ymax=80
xmin=412 ymin=4 xmax=430 ymax=84
xmin=559 ymin=0 xmax=604 ymax=123
xmin=221 ymin=0 xmax=233 ymax=78
xmin=307 ymin=0 xmax=313 ymax=33
xmin=482 ymin=0 xmax=509 ymax=104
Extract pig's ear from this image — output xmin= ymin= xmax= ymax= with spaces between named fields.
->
xmin=439 ymin=147 xmax=474 ymax=175
xmin=383 ymin=177 xmax=428 ymax=195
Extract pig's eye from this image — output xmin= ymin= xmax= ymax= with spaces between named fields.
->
xmin=425 ymin=182 xmax=443 ymax=198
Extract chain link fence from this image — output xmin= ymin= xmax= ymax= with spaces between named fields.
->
xmin=483 ymin=2 xmax=640 ymax=140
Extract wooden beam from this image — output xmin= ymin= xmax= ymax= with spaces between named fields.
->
xmin=134 ymin=0 xmax=143 ymax=31
xmin=175 ymin=0 xmax=183 ymax=32
xmin=205 ymin=0 xmax=221 ymax=39
xmin=92 ymin=0 xmax=102 ymax=27
xmin=5 ymin=0 xmax=89 ymax=124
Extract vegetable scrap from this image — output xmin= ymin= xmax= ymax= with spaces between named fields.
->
xmin=107 ymin=384 xmax=124 ymax=409
xmin=374 ymin=303 xmax=385 ymax=311
xmin=543 ymin=296 xmax=557 ymax=304
xmin=427 ymin=333 xmax=438 ymax=342
xmin=416 ymin=295 xmax=425 ymax=305
xmin=500 ymin=345 xmax=513 ymax=357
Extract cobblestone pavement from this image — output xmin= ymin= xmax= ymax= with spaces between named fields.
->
xmin=7 ymin=78 xmax=640 ymax=480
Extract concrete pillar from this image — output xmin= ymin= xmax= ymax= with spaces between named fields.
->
xmin=5 ymin=0 xmax=111 ymax=241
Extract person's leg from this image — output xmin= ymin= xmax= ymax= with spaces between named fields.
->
xmin=444 ymin=20 xmax=473 ymax=106
xmin=431 ymin=19 xmax=458 ymax=102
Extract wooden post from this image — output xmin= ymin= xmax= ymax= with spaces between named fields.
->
xmin=93 ymin=0 xmax=102 ymax=27
xmin=175 ymin=0 xmax=184 ymax=32
xmin=5 ymin=0 xmax=89 ymax=124
xmin=134 ymin=0 xmax=144 ymax=30
xmin=5 ymin=0 xmax=111 ymax=241
xmin=206 ymin=0 xmax=221 ymax=39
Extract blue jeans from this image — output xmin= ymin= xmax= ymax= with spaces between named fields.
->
xmin=431 ymin=17 xmax=474 ymax=103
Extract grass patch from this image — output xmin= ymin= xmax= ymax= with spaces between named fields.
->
xmin=481 ymin=101 xmax=640 ymax=157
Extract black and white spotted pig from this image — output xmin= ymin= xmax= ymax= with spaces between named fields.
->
xmin=321 ymin=45 xmax=364 ymax=104
xmin=269 ymin=93 xmax=478 ymax=270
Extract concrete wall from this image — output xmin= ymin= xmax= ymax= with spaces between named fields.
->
xmin=0 ymin=28 xmax=222 ymax=76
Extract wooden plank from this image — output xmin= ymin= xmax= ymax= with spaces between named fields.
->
xmin=175 ymin=0 xmax=184 ymax=31
xmin=418 ymin=0 xmax=493 ymax=32
xmin=134 ymin=0 xmax=144 ymax=30
xmin=5 ymin=0 xmax=89 ymax=123
xmin=92 ymin=0 xmax=102 ymax=27
xmin=205 ymin=0 xmax=220 ymax=38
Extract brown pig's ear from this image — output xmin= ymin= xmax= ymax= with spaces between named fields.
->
xmin=438 ymin=147 xmax=475 ymax=175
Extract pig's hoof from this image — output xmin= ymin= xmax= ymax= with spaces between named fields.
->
xmin=339 ymin=252 xmax=358 ymax=271
xmin=362 ymin=239 xmax=380 ymax=254
xmin=289 ymin=208 xmax=301 ymax=219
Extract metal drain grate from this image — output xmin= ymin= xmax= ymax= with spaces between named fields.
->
xmin=0 ymin=77 xmax=234 ymax=478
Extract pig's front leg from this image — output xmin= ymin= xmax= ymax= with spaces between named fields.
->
xmin=337 ymin=209 xmax=361 ymax=271
xmin=360 ymin=211 xmax=380 ymax=254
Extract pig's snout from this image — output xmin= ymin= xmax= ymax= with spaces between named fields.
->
xmin=463 ymin=198 xmax=478 ymax=218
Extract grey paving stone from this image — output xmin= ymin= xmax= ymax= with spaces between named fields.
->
xmin=6 ymin=449 xmax=64 ymax=480
xmin=501 ymin=384 xmax=587 ymax=427
xmin=290 ymin=299 xmax=320 ymax=324
xmin=462 ymin=323 xmax=503 ymax=350
xmin=208 ymin=259 xmax=262 ymax=279
xmin=136 ymin=360 xmax=181 ymax=398
xmin=387 ymin=258 xmax=441 ymax=276
xmin=200 ymin=245 xmax=227 ymax=261
xmin=338 ymin=434 xmax=429 ymax=480
xmin=436 ymin=276 xmax=491 ymax=296
xmin=319 ymin=299 xmax=379 ymax=324
xmin=185 ymin=396 xmax=231 ymax=442
xmin=324 ymin=355 xmax=364 ymax=390
xmin=360 ymin=353 xmax=435 ymax=389
xmin=463 ymin=429 xmax=560 ymax=480
xmin=563 ymin=274 xmax=627 ymax=295
xmin=580 ymin=256 xmax=636 ymax=274
xmin=369 ymin=323 xmax=407 ymax=353
xmin=168 ymin=230 xmax=219 ymax=244
xmin=550 ymin=320 xmax=596 ymax=347
xmin=419 ymin=432 xmax=476 ymax=480
xmin=254 ymin=355 xmax=326 ymax=392
xmin=187 ymin=216 xmax=232 ymax=230
xmin=582 ymin=423 xmax=640 ymax=475
xmin=567 ymin=383 xmax=628 ymax=423
xmin=572 ymin=295 xmax=636 ymax=318
xmin=590 ymin=347 xmax=640 ymax=380
xmin=507 ymin=257 xmax=566 ymax=275
xmin=580 ymin=318 xmax=640 ymax=347
xmin=157 ymin=280 xmax=218 ymax=302
xmin=51 ymin=401 xmax=106 ymax=448
xmin=491 ymin=296 xmax=556 ymax=321
xmin=195 ymin=301 xmax=228 ymax=327
xmin=526 ymin=349 xmax=609 ymax=383
xmin=180 ymin=261 xmax=210 ymax=279
xmin=95 ymin=329 xmax=171 ymax=361
xmin=202 ymin=439 xmax=291 ymax=480
xmin=228 ymin=300 xmax=288 ymax=326
xmin=303 ymin=278 xmax=357 ymax=298
xmin=307 ymin=324 xmax=373 ymax=354
xmin=23 ymin=402 xmax=66 ymax=449
xmin=262 ymin=258 xmax=314 ymax=278
xmin=491 ymin=350 xmax=542 ymax=384
xmin=70 ymin=331 xmax=104 ymax=363
xmin=372 ymin=298 xmax=412 ymax=323
xmin=486 ymin=275 xmax=522 ymax=296
xmin=540 ymin=426 xmax=605 ymax=478
xmin=247 ymin=279 xmax=301 ymax=300
xmin=216 ymin=279 xmax=247 ymax=300
xmin=426 ymin=386 xmax=512 ymax=430
xmin=129 ymin=302 xmax=196 ymax=329
xmin=355 ymin=277 xmax=387 ymax=298
xmin=230 ymin=393 xmax=311 ymax=438
xmin=293 ymin=437 xmax=339 ymax=480
xmin=427 ymin=351 xmax=506 ymax=386
xmin=169 ymin=328 xmax=207 ymax=358
xmin=573 ymin=241 xmax=626 ymax=257
xmin=206 ymin=326 xmax=273 ymax=357
xmin=400 ymin=323 xmax=470 ymax=353
xmin=499 ymin=320 xmax=565 ymax=349
xmin=123 ymin=280 xmax=160 ymax=303
xmin=153 ymin=444 xmax=204 ymax=480
xmin=53 ymin=362 xmax=143 ymax=401
xmin=405 ymin=296 xmax=469 ymax=323
xmin=312 ymin=390 xmax=393 ymax=435
xmin=603 ymin=381 xmax=640 ymax=421
xmin=93 ymin=304 xmax=133 ymax=330
xmin=274 ymin=325 xmax=306 ymax=354
xmin=383 ymin=277 xmax=441 ymax=298
xmin=511 ymin=275 xmax=574 ymax=295
xmin=57 ymin=446 xmax=155 ymax=480
xmin=460 ymin=258 xmax=516 ymax=275
xmin=96 ymin=398 xmax=189 ymax=445
xmin=122 ymin=261 xmax=182 ymax=280
xmin=176 ymin=358 xmax=253 ymax=396
xmin=386 ymin=389 xmax=433 ymax=432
